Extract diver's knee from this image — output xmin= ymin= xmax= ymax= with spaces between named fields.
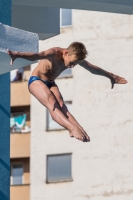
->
xmin=47 ymin=95 xmax=58 ymax=110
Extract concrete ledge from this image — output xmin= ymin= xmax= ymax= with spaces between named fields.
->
xmin=12 ymin=6 xmax=60 ymax=40
xmin=13 ymin=0 xmax=133 ymax=14
xmin=0 ymin=23 xmax=39 ymax=74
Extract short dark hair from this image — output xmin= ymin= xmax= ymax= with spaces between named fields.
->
xmin=67 ymin=42 xmax=88 ymax=60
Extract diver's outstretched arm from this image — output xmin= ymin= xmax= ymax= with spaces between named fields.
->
xmin=80 ymin=60 xmax=127 ymax=89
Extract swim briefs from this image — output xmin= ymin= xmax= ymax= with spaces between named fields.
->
xmin=28 ymin=76 xmax=55 ymax=89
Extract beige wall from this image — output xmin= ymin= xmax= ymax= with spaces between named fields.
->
xmin=10 ymin=133 xmax=30 ymax=158
xmin=10 ymin=185 xmax=30 ymax=200
xmin=11 ymin=81 xmax=30 ymax=106
xmin=11 ymin=66 xmax=31 ymax=106
xmin=30 ymin=10 xmax=133 ymax=200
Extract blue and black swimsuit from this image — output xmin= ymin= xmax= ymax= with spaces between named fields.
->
xmin=28 ymin=76 xmax=55 ymax=89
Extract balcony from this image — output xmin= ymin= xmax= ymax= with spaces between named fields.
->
xmin=11 ymin=81 xmax=30 ymax=106
xmin=10 ymin=132 xmax=30 ymax=158
xmin=10 ymin=184 xmax=30 ymax=200
xmin=10 ymin=157 xmax=30 ymax=200
xmin=10 ymin=66 xmax=31 ymax=107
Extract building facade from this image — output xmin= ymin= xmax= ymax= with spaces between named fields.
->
xmin=10 ymin=66 xmax=31 ymax=200
xmin=10 ymin=9 xmax=133 ymax=200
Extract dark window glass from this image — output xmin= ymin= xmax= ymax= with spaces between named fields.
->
xmin=12 ymin=165 xmax=23 ymax=185
xmin=47 ymin=154 xmax=72 ymax=182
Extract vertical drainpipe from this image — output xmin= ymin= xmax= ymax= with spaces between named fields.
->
xmin=0 ymin=0 xmax=11 ymax=200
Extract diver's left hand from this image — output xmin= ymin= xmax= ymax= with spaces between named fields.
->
xmin=110 ymin=74 xmax=128 ymax=89
xmin=7 ymin=49 xmax=18 ymax=65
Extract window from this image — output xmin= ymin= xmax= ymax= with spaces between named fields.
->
xmin=10 ymin=68 xmax=24 ymax=82
xmin=10 ymin=164 xmax=23 ymax=185
xmin=10 ymin=112 xmax=30 ymax=133
xmin=60 ymin=9 xmax=72 ymax=27
xmin=10 ymin=65 xmax=30 ymax=82
xmin=46 ymin=154 xmax=72 ymax=183
xmin=46 ymin=102 xmax=72 ymax=131
xmin=58 ymin=68 xmax=72 ymax=78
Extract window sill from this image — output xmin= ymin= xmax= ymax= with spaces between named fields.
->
xmin=10 ymin=184 xmax=30 ymax=186
xmin=60 ymin=25 xmax=73 ymax=29
xmin=46 ymin=179 xmax=73 ymax=184
xmin=46 ymin=128 xmax=65 ymax=132
xmin=10 ymin=131 xmax=31 ymax=134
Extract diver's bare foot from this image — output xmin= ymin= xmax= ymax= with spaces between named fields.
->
xmin=69 ymin=126 xmax=90 ymax=142
xmin=78 ymin=126 xmax=90 ymax=142
xmin=7 ymin=49 xmax=18 ymax=65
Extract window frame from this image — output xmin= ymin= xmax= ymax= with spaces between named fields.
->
xmin=60 ymin=8 xmax=73 ymax=28
xmin=10 ymin=163 xmax=24 ymax=186
xmin=46 ymin=153 xmax=73 ymax=183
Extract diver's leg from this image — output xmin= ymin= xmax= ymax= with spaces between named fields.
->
xmin=29 ymin=80 xmax=86 ymax=142
xmin=50 ymin=83 xmax=90 ymax=142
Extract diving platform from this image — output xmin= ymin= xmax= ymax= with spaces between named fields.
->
xmin=0 ymin=23 xmax=39 ymax=75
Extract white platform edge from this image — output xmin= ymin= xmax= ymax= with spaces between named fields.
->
xmin=0 ymin=23 xmax=39 ymax=74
